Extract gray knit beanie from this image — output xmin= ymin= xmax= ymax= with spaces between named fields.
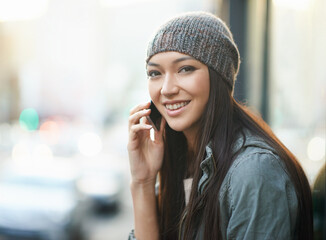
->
xmin=146 ymin=12 xmax=240 ymax=89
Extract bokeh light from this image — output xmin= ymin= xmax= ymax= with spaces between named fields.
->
xmin=307 ymin=137 xmax=325 ymax=161
xmin=78 ymin=132 xmax=103 ymax=157
xmin=33 ymin=144 xmax=53 ymax=162
xmin=39 ymin=120 xmax=60 ymax=145
xmin=0 ymin=0 xmax=48 ymax=21
xmin=19 ymin=108 xmax=39 ymax=131
xmin=12 ymin=143 xmax=31 ymax=162
xmin=273 ymin=0 xmax=312 ymax=10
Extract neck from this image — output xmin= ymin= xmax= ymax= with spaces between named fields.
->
xmin=183 ymin=127 xmax=198 ymax=152
xmin=183 ymin=118 xmax=202 ymax=152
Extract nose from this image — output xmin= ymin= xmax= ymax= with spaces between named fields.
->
xmin=160 ymin=73 xmax=179 ymax=96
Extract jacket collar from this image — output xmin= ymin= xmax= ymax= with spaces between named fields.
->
xmin=199 ymin=129 xmax=276 ymax=192
xmin=199 ymin=142 xmax=214 ymax=178
xmin=232 ymin=129 xmax=275 ymax=154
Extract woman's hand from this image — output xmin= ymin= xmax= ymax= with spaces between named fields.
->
xmin=127 ymin=102 xmax=166 ymax=185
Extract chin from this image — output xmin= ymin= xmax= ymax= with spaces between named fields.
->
xmin=166 ymin=121 xmax=189 ymax=132
xmin=168 ymin=126 xmax=184 ymax=132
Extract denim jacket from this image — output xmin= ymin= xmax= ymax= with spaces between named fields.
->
xmin=129 ymin=131 xmax=298 ymax=240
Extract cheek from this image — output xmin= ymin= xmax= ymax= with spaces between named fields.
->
xmin=190 ymin=74 xmax=210 ymax=101
xmin=148 ymin=81 xmax=161 ymax=101
xmin=200 ymin=72 xmax=210 ymax=99
xmin=201 ymin=81 xmax=210 ymax=101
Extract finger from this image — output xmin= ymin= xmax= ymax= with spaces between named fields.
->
xmin=143 ymin=114 xmax=151 ymax=125
xmin=140 ymin=115 xmax=148 ymax=124
xmin=128 ymin=109 xmax=151 ymax=129
xmin=129 ymin=123 xmax=152 ymax=141
xmin=129 ymin=102 xmax=151 ymax=115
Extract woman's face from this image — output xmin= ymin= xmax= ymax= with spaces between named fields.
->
xmin=147 ymin=51 xmax=210 ymax=137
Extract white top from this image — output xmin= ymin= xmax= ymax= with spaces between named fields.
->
xmin=183 ymin=178 xmax=193 ymax=206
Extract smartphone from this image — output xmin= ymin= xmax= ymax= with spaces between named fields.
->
xmin=146 ymin=101 xmax=162 ymax=131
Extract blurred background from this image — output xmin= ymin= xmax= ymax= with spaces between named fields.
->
xmin=0 ymin=0 xmax=325 ymax=239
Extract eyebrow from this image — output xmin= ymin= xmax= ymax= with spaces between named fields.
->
xmin=147 ymin=56 xmax=194 ymax=67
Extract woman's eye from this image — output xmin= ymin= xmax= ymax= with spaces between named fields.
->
xmin=179 ymin=66 xmax=196 ymax=73
xmin=147 ymin=70 xmax=161 ymax=78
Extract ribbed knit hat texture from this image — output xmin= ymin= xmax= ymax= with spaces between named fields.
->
xmin=146 ymin=12 xmax=240 ymax=89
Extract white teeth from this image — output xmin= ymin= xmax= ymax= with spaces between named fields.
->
xmin=166 ymin=102 xmax=189 ymax=110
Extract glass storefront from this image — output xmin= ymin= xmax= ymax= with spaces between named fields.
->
xmin=270 ymin=0 xmax=325 ymax=183
xmin=245 ymin=0 xmax=325 ymax=184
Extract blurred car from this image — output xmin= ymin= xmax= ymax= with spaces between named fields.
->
xmin=77 ymin=165 xmax=123 ymax=212
xmin=0 ymin=160 xmax=92 ymax=240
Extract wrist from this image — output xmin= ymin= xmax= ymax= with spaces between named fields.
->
xmin=130 ymin=180 xmax=156 ymax=196
xmin=130 ymin=178 xmax=156 ymax=188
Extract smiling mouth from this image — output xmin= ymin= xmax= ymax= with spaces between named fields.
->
xmin=165 ymin=101 xmax=190 ymax=110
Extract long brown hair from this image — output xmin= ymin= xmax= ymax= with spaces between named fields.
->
xmin=158 ymin=68 xmax=313 ymax=239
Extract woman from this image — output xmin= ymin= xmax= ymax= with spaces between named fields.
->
xmin=127 ymin=12 xmax=313 ymax=240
